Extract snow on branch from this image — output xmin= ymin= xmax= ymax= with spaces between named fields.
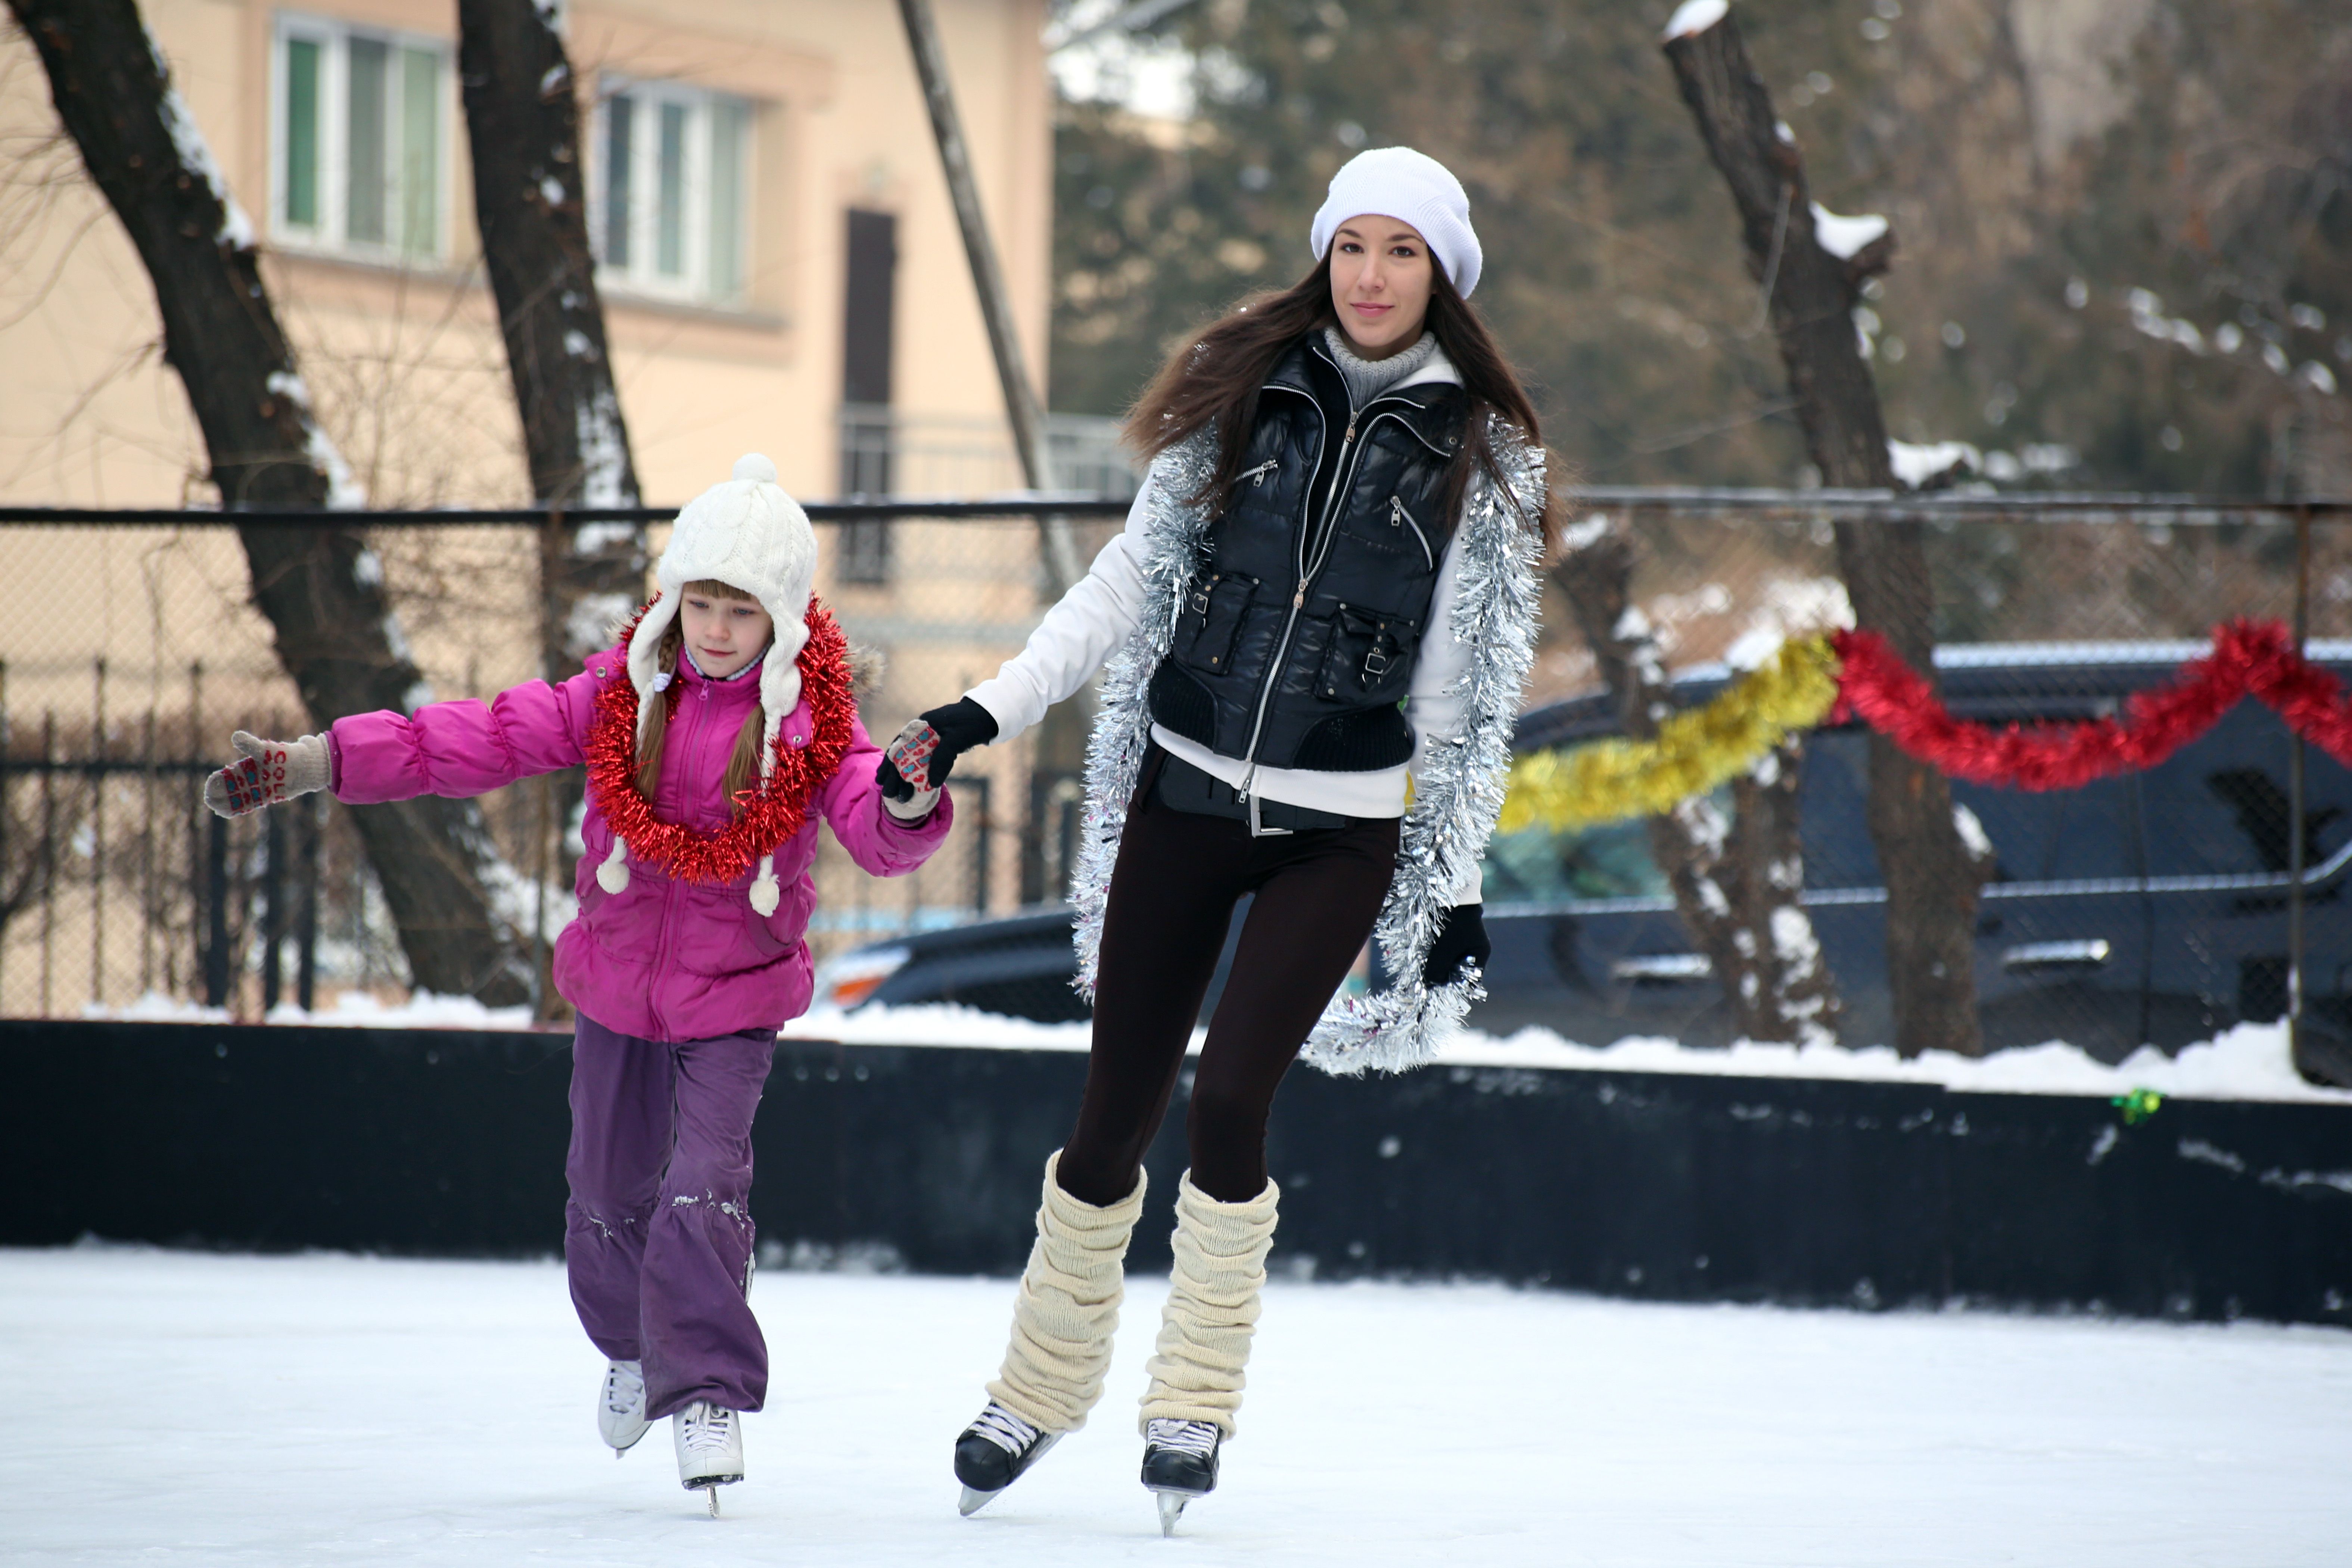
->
xmin=1811 ymin=203 xmax=1888 ymax=262
xmin=1663 ymin=0 xmax=1730 ymax=41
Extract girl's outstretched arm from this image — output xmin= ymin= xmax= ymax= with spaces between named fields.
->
xmin=820 ymin=711 xmax=955 ymax=877
xmin=331 ymin=663 xmax=605 ymax=805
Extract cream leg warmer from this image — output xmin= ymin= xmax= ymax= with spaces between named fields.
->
xmin=1139 ymin=1171 xmax=1280 ymax=1439
xmin=984 ymin=1150 xmax=1148 ymax=1434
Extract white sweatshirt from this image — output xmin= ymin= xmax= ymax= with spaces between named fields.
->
xmin=964 ymin=352 xmax=1483 ymax=903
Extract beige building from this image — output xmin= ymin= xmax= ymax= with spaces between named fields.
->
xmin=0 ymin=0 xmax=1101 ymax=1015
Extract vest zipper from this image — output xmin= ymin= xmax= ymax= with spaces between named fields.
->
xmin=1235 ymin=457 xmax=1279 ymax=488
xmin=1232 ymin=393 xmax=1420 ymax=828
xmin=1391 ymin=496 xmax=1434 ymax=571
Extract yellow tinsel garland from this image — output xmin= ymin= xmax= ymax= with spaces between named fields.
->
xmin=1498 ymin=635 xmax=1842 ymax=834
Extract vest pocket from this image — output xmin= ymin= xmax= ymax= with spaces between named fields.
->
xmin=1178 ymin=569 xmax=1259 ymax=673
xmin=1315 ymin=602 xmax=1420 ymax=701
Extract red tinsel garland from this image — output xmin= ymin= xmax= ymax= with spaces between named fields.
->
xmin=584 ymin=600 xmax=857 ymax=883
xmin=1830 ymin=619 xmax=2352 ymax=789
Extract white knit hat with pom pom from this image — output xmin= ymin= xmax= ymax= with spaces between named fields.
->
xmin=598 ymin=453 xmax=819 ymax=916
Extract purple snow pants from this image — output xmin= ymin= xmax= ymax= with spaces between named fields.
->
xmin=564 ymin=1014 xmax=775 ymax=1419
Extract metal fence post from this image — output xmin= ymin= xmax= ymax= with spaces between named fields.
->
xmin=2288 ymin=502 xmax=2311 ymax=1043
xmin=296 ymin=794 xmax=319 ymax=1013
xmin=204 ymin=809 xmax=230 ymax=1009
xmin=261 ymin=801 xmax=285 ymax=1014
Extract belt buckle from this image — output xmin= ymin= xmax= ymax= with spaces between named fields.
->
xmin=1245 ymin=789 xmax=1292 ymax=839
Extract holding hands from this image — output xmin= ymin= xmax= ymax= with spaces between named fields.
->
xmin=203 ymin=731 xmax=332 ymax=818
xmin=877 ymin=697 xmax=997 ymax=815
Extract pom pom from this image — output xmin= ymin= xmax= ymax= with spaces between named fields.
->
xmin=596 ymin=837 xmax=631 ymax=893
xmin=749 ymin=859 xmax=781 ymax=917
xmin=733 ymin=452 xmax=778 ymax=485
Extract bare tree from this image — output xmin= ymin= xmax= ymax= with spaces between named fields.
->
xmin=453 ymin=0 xmax=644 ymax=920
xmin=6 ymin=0 xmax=531 ymax=1004
xmin=1665 ymin=6 xmax=1984 ymax=1056
xmin=1554 ymin=526 xmax=1839 ymax=1045
xmin=453 ymin=0 xmax=643 ymax=663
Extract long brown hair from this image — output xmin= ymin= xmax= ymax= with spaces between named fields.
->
xmin=635 ymin=579 xmax=769 ymax=813
xmin=1125 ymin=251 xmax=1546 ymax=537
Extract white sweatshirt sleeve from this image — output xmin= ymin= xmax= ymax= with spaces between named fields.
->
xmin=1404 ymin=529 xmax=1488 ymax=906
xmin=962 ymin=470 xmax=1158 ymax=744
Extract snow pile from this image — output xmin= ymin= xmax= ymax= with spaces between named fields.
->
xmin=1437 ymin=1019 xmax=2352 ymax=1105
xmin=784 ymin=1004 xmax=2351 ymax=1106
xmin=1888 ymin=438 xmax=1980 ymax=489
xmin=3 ymin=1248 xmax=2346 ymax=1567
xmin=786 ymin=1001 xmax=1133 ymax=1054
xmin=79 ymin=990 xmax=545 ymax=1031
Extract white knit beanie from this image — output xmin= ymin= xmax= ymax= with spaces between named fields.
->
xmin=599 ymin=452 xmax=818 ymax=917
xmin=1309 ymin=146 xmax=1483 ymax=299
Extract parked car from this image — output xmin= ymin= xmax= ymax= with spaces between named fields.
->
xmin=815 ymin=642 xmax=2352 ymax=1061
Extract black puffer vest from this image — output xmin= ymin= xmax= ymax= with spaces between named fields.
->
xmin=1148 ymin=335 xmax=1468 ymax=773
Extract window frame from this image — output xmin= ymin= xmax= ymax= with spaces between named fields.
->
xmin=268 ymin=12 xmax=452 ymax=265
xmin=589 ymin=75 xmax=755 ymax=309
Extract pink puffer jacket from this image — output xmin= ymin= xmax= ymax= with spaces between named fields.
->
xmin=331 ymin=644 xmax=951 ymax=1042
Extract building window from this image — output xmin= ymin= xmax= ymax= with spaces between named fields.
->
xmin=836 ymin=208 xmax=898 ymax=582
xmin=271 ymin=16 xmax=447 ymax=260
xmin=592 ymin=80 xmax=751 ymax=306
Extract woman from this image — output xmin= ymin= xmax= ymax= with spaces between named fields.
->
xmin=877 ymin=147 xmax=1547 ymax=1533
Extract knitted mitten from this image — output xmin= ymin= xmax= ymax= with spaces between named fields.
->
xmin=203 ymin=731 xmax=332 ymax=818
xmin=1139 ymin=1172 xmax=1280 ymax=1439
xmin=985 ymin=1150 xmax=1147 ymax=1434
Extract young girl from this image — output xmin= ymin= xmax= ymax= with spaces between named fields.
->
xmin=878 ymin=148 xmax=1548 ymax=1532
xmin=206 ymin=454 xmax=953 ymax=1514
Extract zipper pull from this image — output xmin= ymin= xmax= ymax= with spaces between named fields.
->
xmin=1292 ymin=576 xmax=1307 ymax=609
xmin=1344 ymin=418 xmax=1357 ymax=444
xmin=1389 ymin=496 xmax=1404 ymax=527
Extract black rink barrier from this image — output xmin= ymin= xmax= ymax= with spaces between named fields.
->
xmin=3 ymin=1020 xmax=2348 ymax=1327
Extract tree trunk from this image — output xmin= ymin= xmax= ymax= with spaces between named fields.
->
xmin=1665 ymin=9 xmax=1983 ymax=1055
xmin=454 ymin=0 xmax=644 ymax=980
xmin=9 ymin=0 xmax=530 ymax=1005
xmin=1553 ymin=530 xmax=1839 ymax=1045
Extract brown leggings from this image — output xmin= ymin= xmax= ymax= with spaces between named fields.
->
xmin=1054 ymin=774 xmax=1400 ymax=1207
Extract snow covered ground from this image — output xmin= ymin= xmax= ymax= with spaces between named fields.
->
xmin=6 ymin=1247 xmax=2347 ymax=1567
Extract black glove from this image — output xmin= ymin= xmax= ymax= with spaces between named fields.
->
xmin=877 ymin=697 xmax=999 ymax=801
xmin=1421 ymin=904 xmax=1491 ymax=988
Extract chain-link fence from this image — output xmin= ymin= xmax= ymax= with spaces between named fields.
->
xmin=1491 ymin=494 xmax=2352 ymax=1059
xmin=0 ymin=493 xmax=2345 ymax=1057
xmin=0 ymin=504 xmax=1123 ymax=1021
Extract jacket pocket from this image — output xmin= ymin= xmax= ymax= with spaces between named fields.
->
xmin=1315 ymin=602 xmax=1420 ymax=703
xmin=1177 ymin=569 xmax=1259 ymax=674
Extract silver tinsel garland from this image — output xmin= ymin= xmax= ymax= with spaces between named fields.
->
xmin=1068 ymin=416 xmax=1547 ymax=1076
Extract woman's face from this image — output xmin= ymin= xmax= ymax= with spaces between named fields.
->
xmin=679 ymin=591 xmax=774 ymax=679
xmin=1327 ymin=215 xmax=1436 ymax=360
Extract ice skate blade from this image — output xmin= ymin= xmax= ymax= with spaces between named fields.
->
xmin=706 ymin=1485 xmax=719 ymax=1518
xmin=958 ymin=1484 xmax=1001 ymax=1518
xmin=1154 ymin=1490 xmax=1192 ymax=1537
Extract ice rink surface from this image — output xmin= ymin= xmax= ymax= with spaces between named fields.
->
xmin=5 ymin=1245 xmax=2348 ymax=1567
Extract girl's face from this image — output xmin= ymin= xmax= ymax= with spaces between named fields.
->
xmin=1328 ymin=215 xmax=1436 ymax=360
xmin=679 ymin=591 xmax=774 ymax=679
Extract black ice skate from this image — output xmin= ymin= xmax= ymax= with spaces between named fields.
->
xmin=953 ymin=1400 xmax=1061 ymax=1516
xmin=1140 ymin=1418 xmax=1221 ymax=1536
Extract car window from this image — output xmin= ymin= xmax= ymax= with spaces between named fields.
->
xmin=2141 ymin=704 xmax=2352 ymax=878
xmin=1799 ymin=729 xmax=2141 ymax=887
xmin=1483 ymin=816 xmax=1671 ymax=903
